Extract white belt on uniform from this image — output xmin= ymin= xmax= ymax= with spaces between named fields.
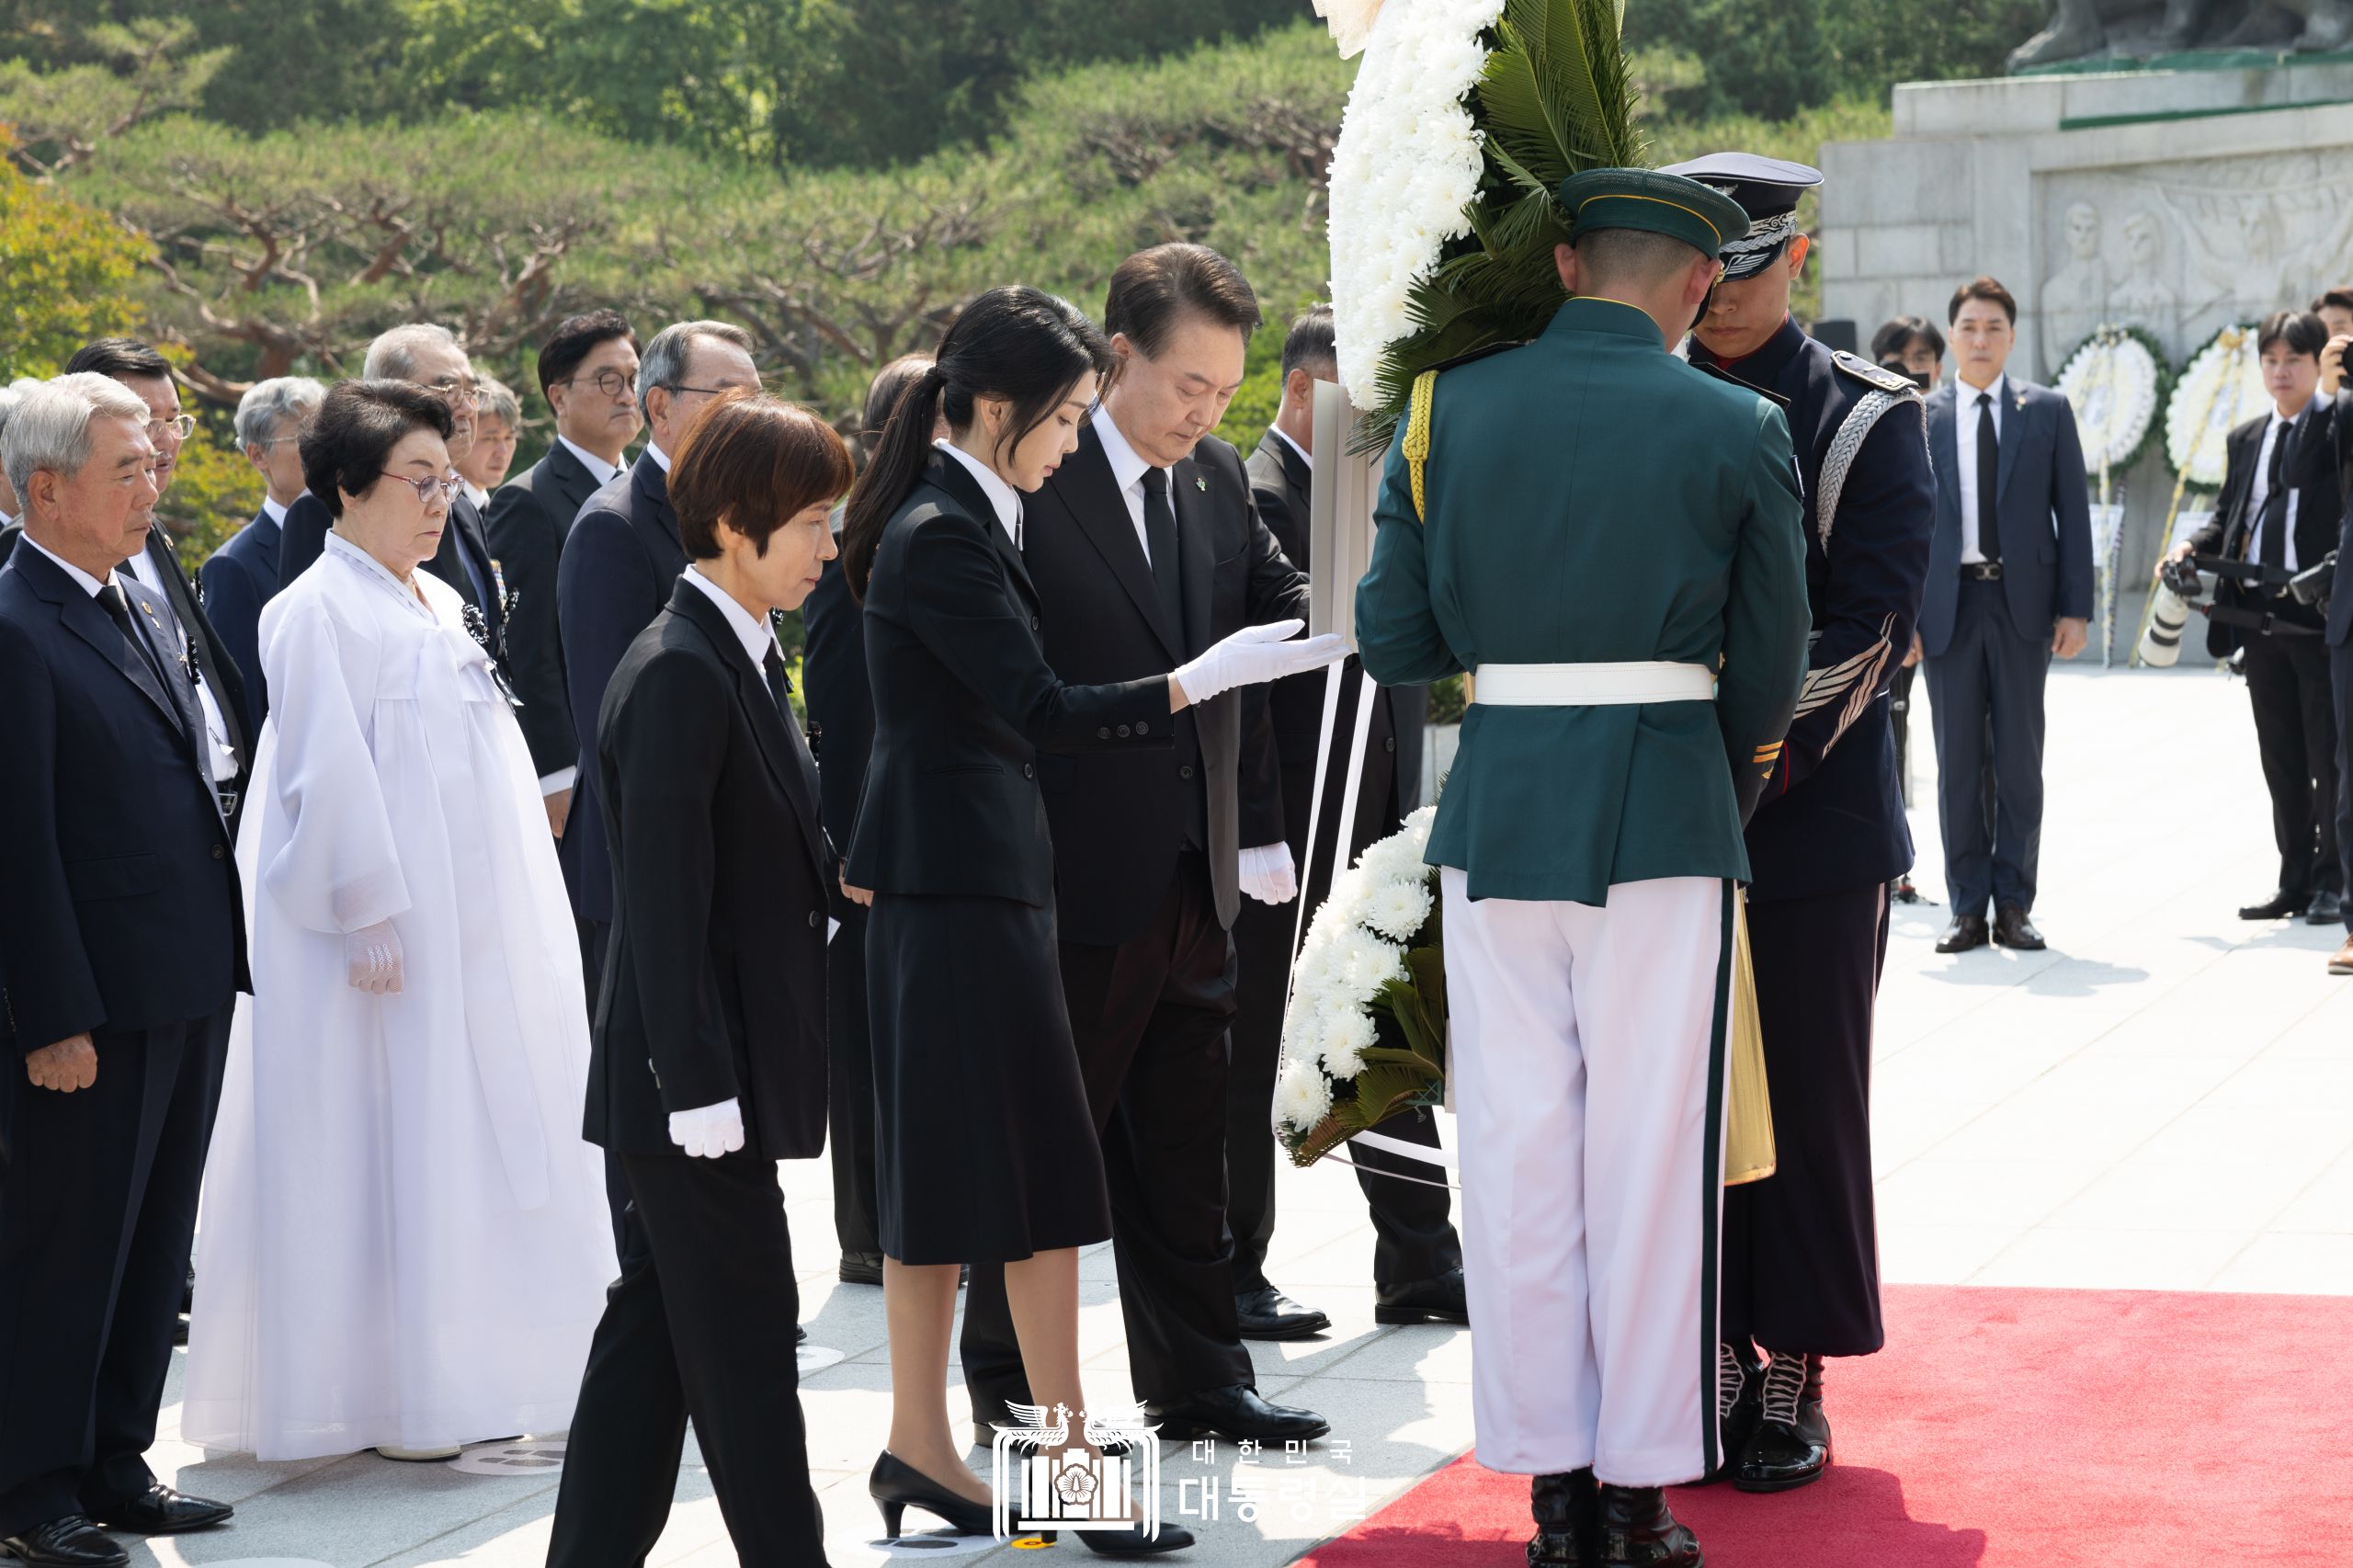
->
xmin=1472 ymin=661 xmax=1717 ymax=706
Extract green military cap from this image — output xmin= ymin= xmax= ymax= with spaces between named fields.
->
xmin=1555 ymin=167 xmax=1752 ymax=261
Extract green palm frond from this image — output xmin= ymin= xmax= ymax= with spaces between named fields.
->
xmin=1355 ymin=0 xmax=1645 ymax=452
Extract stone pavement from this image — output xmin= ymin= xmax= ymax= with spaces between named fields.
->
xmin=121 ymin=657 xmax=2351 ymax=1568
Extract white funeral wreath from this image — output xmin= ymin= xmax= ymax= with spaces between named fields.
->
xmin=2165 ymin=324 xmax=2267 ymax=489
xmin=2055 ymin=326 xmax=2161 ymax=475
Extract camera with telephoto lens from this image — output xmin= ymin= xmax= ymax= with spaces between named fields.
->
xmin=2290 ymin=551 xmax=2336 ymax=616
xmin=2138 ymin=555 xmax=2205 ymax=667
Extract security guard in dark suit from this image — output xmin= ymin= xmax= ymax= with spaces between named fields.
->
xmin=1672 ymin=153 xmax=1935 ymax=1494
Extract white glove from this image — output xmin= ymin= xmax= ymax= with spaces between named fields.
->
xmin=344 ymin=920 xmax=405 ymax=994
xmin=1172 ymin=619 xmax=1350 ymax=706
xmin=668 ymin=1097 xmax=745 ymax=1159
xmin=1238 ymin=843 xmax=1299 ymax=904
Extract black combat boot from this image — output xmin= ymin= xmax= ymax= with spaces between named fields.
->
xmin=1526 ymin=1468 xmax=1599 ymax=1566
xmin=1699 ymin=1340 xmax=1762 ymax=1484
xmin=1733 ymin=1349 xmax=1830 ymax=1493
xmin=1595 ymin=1484 xmax=1701 ymax=1567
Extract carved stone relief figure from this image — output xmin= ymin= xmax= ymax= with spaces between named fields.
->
xmin=2040 ymin=200 xmax=2110 ymax=368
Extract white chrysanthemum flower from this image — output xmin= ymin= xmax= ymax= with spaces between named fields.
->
xmin=1325 ymin=0 xmax=1506 ymax=407
xmin=1316 ymin=1007 xmax=1377 ymax=1079
xmin=2165 ymin=326 xmax=2265 ymax=488
xmin=1363 ymin=876 xmax=1433 ymax=942
xmin=1324 ymin=866 xmax=1372 ymax=927
xmin=1273 ymin=1061 xmax=1334 ymax=1132
xmin=1336 ymin=926 xmax=1406 ymax=999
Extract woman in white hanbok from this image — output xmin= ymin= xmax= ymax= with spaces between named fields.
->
xmin=184 ymin=381 xmax=615 ymax=1462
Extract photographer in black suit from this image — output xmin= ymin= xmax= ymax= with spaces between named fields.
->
xmin=1227 ymin=307 xmax=1466 ymax=1340
xmin=0 ymin=374 xmax=247 ymax=1568
xmin=2178 ymin=310 xmax=2343 ymax=926
xmin=487 ymin=310 xmax=642 ymax=841
xmin=958 ymin=245 xmax=1332 ymax=1447
xmin=548 ymin=394 xmax=847 ymax=1568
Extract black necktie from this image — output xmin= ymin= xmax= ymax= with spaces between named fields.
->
xmin=100 ymin=581 xmax=180 ymax=723
xmin=2257 ymin=419 xmax=2290 ymax=571
xmin=1975 ymin=392 xmax=2001 ymax=565
xmin=1139 ymin=467 xmax=1183 ymax=640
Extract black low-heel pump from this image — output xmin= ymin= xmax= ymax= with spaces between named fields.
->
xmin=870 ymin=1450 xmax=995 ymax=1539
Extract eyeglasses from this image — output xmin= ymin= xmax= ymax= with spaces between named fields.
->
xmin=563 ymin=368 xmax=636 ymax=400
xmin=376 ymin=472 xmax=463 ymax=506
xmin=663 ymin=381 xmax=759 ymax=399
xmin=419 ymin=378 xmax=483 ymax=409
xmin=145 ymin=415 xmax=197 ymax=442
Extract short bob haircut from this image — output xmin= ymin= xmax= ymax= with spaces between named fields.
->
xmin=300 ymin=380 xmax=457 ymax=518
xmin=2257 ymin=309 xmax=2328 ymax=359
xmin=1947 ymin=276 xmax=2018 ymax=325
xmin=668 ymin=391 xmax=854 ymax=562
xmin=1870 ymin=315 xmax=1946 ymax=366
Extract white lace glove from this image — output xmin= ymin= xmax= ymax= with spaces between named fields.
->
xmin=1238 ymin=843 xmax=1299 ymax=904
xmin=344 ymin=920 xmax=405 ymax=994
xmin=668 ymin=1097 xmax=745 ymax=1159
xmin=1172 ymin=619 xmax=1350 ymax=706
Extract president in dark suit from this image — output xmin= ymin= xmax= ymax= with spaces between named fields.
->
xmin=0 ymin=375 xmax=246 ymax=1568
xmin=2181 ymin=310 xmax=2344 ymax=926
xmin=958 ymin=245 xmax=1328 ymax=1447
xmin=275 ymin=326 xmax=508 ymax=679
xmin=547 ymin=395 xmax=845 ymax=1568
xmin=486 ymin=310 xmax=641 ymax=835
xmin=1917 ymin=277 xmax=2093 ymax=953
xmin=198 ymin=377 xmax=324 ymax=739
xmin=1227 ymin=307 xmax=1465 ymax=1341
xmin=554 ymin=320 xmax=760 ymax=1000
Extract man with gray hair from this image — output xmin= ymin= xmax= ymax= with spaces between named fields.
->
xmin=0 ymin=378 xmax=38 ymax=528
xmin=274 ymin=325 xmax=509 ymax=688
xmin=0 ymin=373 xmax=247 ymax=1567
xmin=199 ymin=376 xmax=324 ymax=736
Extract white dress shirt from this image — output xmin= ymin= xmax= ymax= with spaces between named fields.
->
xmin=461 ymin=480 xmax=491 ymax=512
xmin=932 ymin=439 xmax=1023 ymax=547
xmin=681 ymin=564 xmax=782 ymax=672
xmin=1093 ymin=404 xmax=1169 ymax=566
xmin=17 ymin=530 xmax=108 ymax=596
xmin=645 ymin=441 xmax=672 ymax=474
xmin=2244 ymin=397 xmax=2315 ymax=572
xmin=557 ymin=435 xmax=623 ymax=488
xmin=116 ymin=537 xmax=241 ymax=781
xmin=1271 ymin=423 xmax=1312 ymax=472
xmin=259 ymin=494 xmax=290 ymax=528
xmin=1953 ymin=372 xmax=2006 ymax=566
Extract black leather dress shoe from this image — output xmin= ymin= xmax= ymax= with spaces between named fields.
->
xmin=796 ymin=1324 xmax=808 ymax=1344
xmin=1234 ymin=1283 xmax=1330 ymax=1340
xmin=1 ymin=1518 xmax=128 ymax=1568
xmin=1992 ymin=904 xmax=2045 ymax=950
xmin=1374 ymin=1267 xmax=1469 ymax=1325
xmin=85 ymin=1484 xmax=232 ymax=1535
xmin=1527 ymin=1468 xmax=1598 ymax=1566
xmin=2239 ymin=888 xmax=2309 ymax=921
xmin=2307 ymin=890 xmax=2343 ymax=926
xmin=1934 ymin=914 xmax=1988 ymax=953
xmin=839 ymin=1251 xmax=884 ymax=1286
xmin=1698 ymin=1341 xmax=1762 ymax=1485
xmin=1596 ymin=1484 xmax=1700 ymax=1566
xmin=1734 ymin=1352 xmax=1830 ymax=1494
xmin=1146 ymin=1384 xmax=1329 ymax=1443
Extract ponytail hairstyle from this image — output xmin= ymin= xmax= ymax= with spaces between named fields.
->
xmin=841 ymin=285 xmax=1111 ymax=599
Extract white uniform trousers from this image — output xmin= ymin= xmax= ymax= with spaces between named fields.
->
xmin=1441 ymin=869 xmax=1732 ymax=1484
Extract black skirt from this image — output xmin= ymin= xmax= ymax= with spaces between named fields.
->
xmin=866 ymin=891 xmax=1112 ymax=1266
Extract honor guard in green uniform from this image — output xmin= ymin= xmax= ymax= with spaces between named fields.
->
xmin=1355 ymin=167 xmax=1812 ymax=1568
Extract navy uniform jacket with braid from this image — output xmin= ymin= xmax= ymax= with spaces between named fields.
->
xmin=1690 ymin=317 xmax=1935 ymax=903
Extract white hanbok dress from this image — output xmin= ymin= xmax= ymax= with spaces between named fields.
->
xmin=184 ymin=532 xmax=616 ymax=1460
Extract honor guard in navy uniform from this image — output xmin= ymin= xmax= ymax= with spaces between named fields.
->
xmin=1669 ymin=153 xmax=1936 ymax=1494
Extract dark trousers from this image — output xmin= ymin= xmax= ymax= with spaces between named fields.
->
xmin=578 ymin=915 xmax=634 ymax=1256
xmin=1722 ymin=886 xmax=1890 ymax=1358
xmin=548 ymin=1153 xmax=825 ymax=1568
xmin=1228 ymin=895 xmax=1460 ymax=1292
xmin=2244 ymin=631 xmax=2341 ymax=899
xmin=2336 ymin=642 xmax=2353 ymax=931
xmin=962 ymin=855 xmax=1252 ymax=1415
xmin=0 ymin=1010 xmax=226 ymax=1537
xmin=1923 ymin=578 xmax=2052 ymax=916
xmin=826 ymin=904 xmax=881 ymax=1258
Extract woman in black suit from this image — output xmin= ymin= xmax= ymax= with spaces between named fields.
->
xmin=840 ymin=287 xmax=1341 ymax=1552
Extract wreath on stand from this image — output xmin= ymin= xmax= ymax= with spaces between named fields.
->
xmin=2054 ymin=324 xmax=2167 ymax=665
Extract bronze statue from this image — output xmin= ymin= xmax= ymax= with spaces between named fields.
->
xmin=2011 ymin=0 xmax=2353 ymax=71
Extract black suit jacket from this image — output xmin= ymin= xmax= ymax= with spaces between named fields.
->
xmin=586 ymin=579 xmax=827 ymax=1159
xmin=197 ymin=504 xmax=283 ymax=736
xmin=1239 ymin=428 xmax=1402 ymax=863
xmin=279 ymin=488 xmax=507 ymax=663
xmin=488 ymin=440 xmax=608 ymax=777
xmin=801 ymin=548 xmax=872 ymax=915
xmin=845 ymin=453 xmax=1171 ymax=904
xmin=556 ymin=451 xmax=688 ymax=924
xmin=1023 ymin=423 xmax=1311 ymax=944
xmin=2326 ymin=389 xmax=2353 ymax=648
xmin=2191 ymin=403 xmax=2342 ymax=655
xmin=0 ymin=547 xmax=248 ymax=1051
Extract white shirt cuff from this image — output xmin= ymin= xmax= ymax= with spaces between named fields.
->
xmin=539 ymin=766 xmax=577 ymax=797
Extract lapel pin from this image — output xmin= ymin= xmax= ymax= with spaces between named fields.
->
xmin=1194 ymin=475 xmax=1207 ymax=493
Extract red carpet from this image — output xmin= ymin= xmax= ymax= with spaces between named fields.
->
xmin=1298 ymin=1284 xmax=2353 ymax=1568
